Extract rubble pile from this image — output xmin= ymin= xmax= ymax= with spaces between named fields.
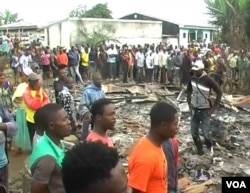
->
xmin=102 ymin=84 xmax=250 ymax=192
xmin=11 ymin=83 xmax=250 ymax=193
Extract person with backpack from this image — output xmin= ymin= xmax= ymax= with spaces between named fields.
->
xmin=0 ymin=104 xmax=17 ymax=192
xmin=187 ymin=60 xmax=222 ymax=157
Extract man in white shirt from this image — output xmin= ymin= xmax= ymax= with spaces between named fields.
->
xmin=19 ymin=49 xmax=30 ymax=74
xmin=146 ymin=51 xmax=154 ymax=84
xmin=107 ymin=44 xmax=118 ymax=81
xmin=152 ymin=50 xmax=160 ymax=82
xmin=135 ymin=47 xmax=145 ymax=84
xmin=159 ymin=48 xmax=168 ymax=84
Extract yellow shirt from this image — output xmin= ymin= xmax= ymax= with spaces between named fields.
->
xmin=208 ymin=57 xmax=215 ymax=72
xmin=81 ymin=52 xmax=89 ymax=67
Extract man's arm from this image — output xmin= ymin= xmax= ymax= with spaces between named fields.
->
xmin=30 ymin=156 xmax=56 ymax=193
xmin=42 ymin=89 xmax=50 ymax=104
xmin=65 ymin=55 xmax=68 ymax=65
xmin=23 ymin=91 xmax=44 ymax=111
xmin=78 ymin=92 xmax=91 ymax=119
xmin=19 ymin=56 xmax=24 ymax=72
xmin=186 ymin=80 xmax=192 ymax=105
xmin=0 ymin=107 xmax=17 ymax=137
xmin=208 ymin=77 xmax=222 ymax=113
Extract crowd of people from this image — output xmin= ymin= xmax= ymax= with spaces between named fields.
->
xmin=1 ymin=32 xmax=245 ymax=193
xmin=2 ymin=34 xmax=250 ymax=95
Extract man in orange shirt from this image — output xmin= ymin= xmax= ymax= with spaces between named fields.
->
xmin=57 ymin=47 xmax=68 ymax=68
xmin=128 ymin=101 xmax=179 ymax=193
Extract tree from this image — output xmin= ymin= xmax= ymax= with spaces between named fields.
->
xmin=0 ymin=9 xmax=22 ymax=26
xmin=69 ymin=3 xmax=112 ymax=19
xmin=77 ymin=21 xmax=118 ymax=46
xmin=204 ymin=0 xmax=250 ymax=47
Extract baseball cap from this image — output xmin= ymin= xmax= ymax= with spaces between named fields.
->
xmin=23 ymin=67 xmax=33 ymax=76
xmin=28 ymin=72 xmax=39 ymax=81
xmin=30 ymin=62 xmax=40 ymax=71
xmin=191 ymin=60 xmax=204 ymax=71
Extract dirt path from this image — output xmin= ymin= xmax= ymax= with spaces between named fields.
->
xmin=9 ymin=151 xmax=27 ymax=179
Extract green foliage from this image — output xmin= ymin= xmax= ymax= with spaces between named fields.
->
xmin=69 ymin=3 xmax=112 ymax=19
xmin=0 ymin=9 xmax=22 ymax=25
xmin=78 ymin=22 xmax=118 ymax=46
xmin=204 ymin=0 xmax=250 ymax=47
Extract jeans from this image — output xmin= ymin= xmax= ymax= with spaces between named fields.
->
xmin=109 ymin=62 xmax=116 ymax=79
xmin=167 ymin=69 xmax=174 ymax=83
xmin=154 ymin=65 xmax=160 ymax=81
xmin=136 ymin=67 xmax=143 ymax=83
xmin=146 ymin=68 xmax=153 ymax=83
xmin=89 ymin=62 xmax=98 ymax=80
xmin=123 ymin=63 xmax=128 ymax=83
xmin=69 ymin=65 xmax=83 ymax=83
xmin=191 ymin=109 xmax=212 ymax=151
xmin=160 ymin=66 xmax=166 ymax=84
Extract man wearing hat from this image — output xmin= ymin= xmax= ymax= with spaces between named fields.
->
xmin=23 ymin=72 xmax=50 ymax=147
xmin=186 ymin=60 xmax=222 ymax=156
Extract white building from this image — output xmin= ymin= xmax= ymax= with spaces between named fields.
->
xmin=41 ymin=18 xmax=163 ymax=48
xmin=120 ymin=12 xmax=218 ymax=48
xmin=179 ymin=24 xmax=216 ymax=47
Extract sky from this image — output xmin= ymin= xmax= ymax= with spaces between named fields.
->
xmin=0 ymin=0 xmax=211 ymax=26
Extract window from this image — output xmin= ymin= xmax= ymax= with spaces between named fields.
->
xmin=205 ymin=33 xmax=208 ymax=39
xmin=183 ymin=33 xmax=186 ymax=38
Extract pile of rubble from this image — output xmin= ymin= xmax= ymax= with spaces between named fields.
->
xmin=10 ymin=82 xmax=250 ymax=193
xmin=102 ymin=83 xmax=250 ymax=193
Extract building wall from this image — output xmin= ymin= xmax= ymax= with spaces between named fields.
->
xmin=48 ymin=23 xmax=61 ymax=47
xmin=179 ymin=28 xmax=213 ymax=47
xmin=202 ymin=30 xmax=211 ymax=43
xmin=46 ymin=18 xmax=162 ymax=48
xmin=179 ymin=29 xmax=189 ymax=47
xmin=120 ymin=13 xmax=179 ymax=35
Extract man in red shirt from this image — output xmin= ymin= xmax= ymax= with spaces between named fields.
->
xmin=86 ymin=98 xmax=116 ymax=147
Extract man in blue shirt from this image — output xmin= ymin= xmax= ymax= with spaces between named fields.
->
xmin=0 ymin=104 xmax=17 ymax=192
xmin=78 ymin=73 xmax=106 ymax=140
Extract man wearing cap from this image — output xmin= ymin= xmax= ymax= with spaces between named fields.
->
xmin=23 ymin=73 xmax=50 ymax=147
xmin=187 ymin=60 xmax=222 ymax=156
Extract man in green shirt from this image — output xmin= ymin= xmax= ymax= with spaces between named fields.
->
xmin=29 ymin=103 xmax=71 ymax=193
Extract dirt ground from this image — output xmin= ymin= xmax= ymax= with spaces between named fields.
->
xmin=9 ymin=151 xmax=27 ymax=179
